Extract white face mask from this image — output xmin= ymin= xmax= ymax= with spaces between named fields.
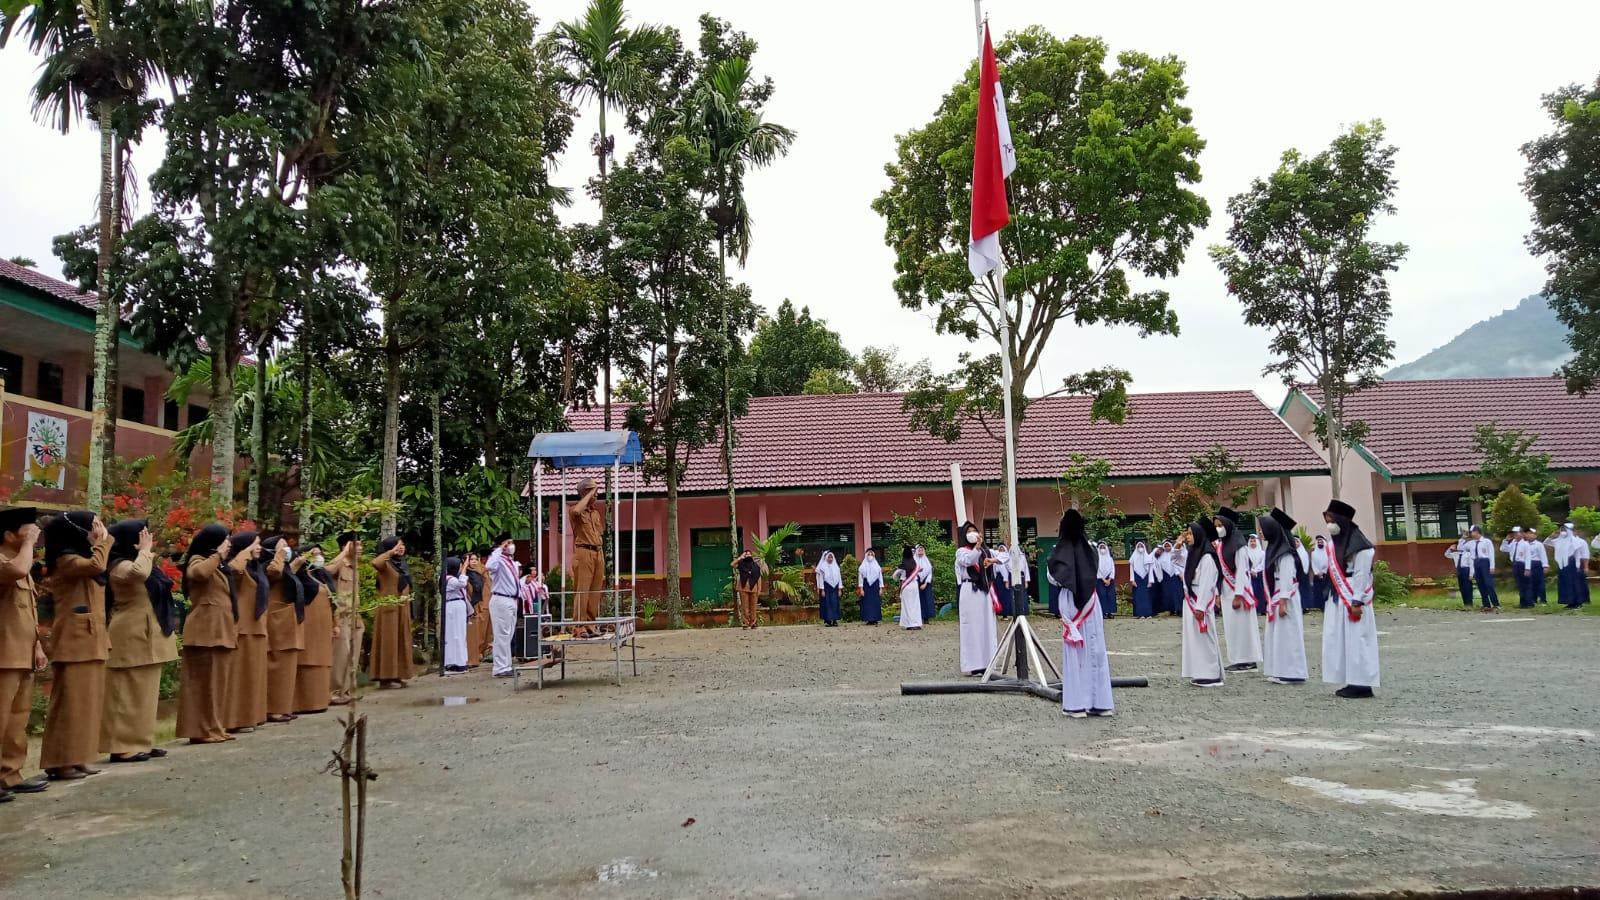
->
xmin=1325 ymin=521 xmax=1341 ymax=535
xmin=966 ymin=531 xmax=979 ymax=544
xmin=1215 ymin=524 xmax=1228 ymax=537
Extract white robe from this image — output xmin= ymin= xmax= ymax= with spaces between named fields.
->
xmin=1322 ymin=547 xmax=1380 ymax=688
xmin=1220 ymin=544 xmax=1263 ymax=665
xmin=443 ymin=574 xmax=469 ymax=669
xmin=1060 ymin=589 xmax=1113 ymax=713
xmin=1261 ymin=555 xmax=1308 ymax=682
xmin=897 ymin=570 xmax=923 ymax=629
xmin=955 ymin=547 xmax=998 ymax=673
xmin=1182 ymin=555 xmax=1223 ymax=681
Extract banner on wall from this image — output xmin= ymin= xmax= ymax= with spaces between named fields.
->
xmin=25 ymin=411 xmax=68 ymax=490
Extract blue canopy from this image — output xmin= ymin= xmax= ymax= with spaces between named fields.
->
xmin=527 ymin=430 xmax=642 ymax=468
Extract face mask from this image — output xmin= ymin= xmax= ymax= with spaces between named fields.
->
xmin=966 ymin=531 xmax=979 ymax=543
xmin=1215 ymin=524 xmax=1228 ymax=537
xmin=1325 ymin=522 xmax=1341 ymax=536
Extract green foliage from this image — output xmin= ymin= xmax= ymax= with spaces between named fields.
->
xmin=1486 ymin=484 xmax=1544 ymax=544
xmin=747 ymin=299 xmax=853 ymax=397
xmin=159 ymin=633 xmax=183 ymax=700
xmin=397 ymin=467 xmax=525 ymax=553
xmin=1211 ymin=121 xmax=1406 ymax=486
xmin=640 ymin=600 xmax=660 ymax=621
xmin=853 ymin=346 xmax=917 ymax=393
xmin=1372 ymin=560 xmax=1408 ymax=605
xmin=876 ymin=26 xmax=1208 ymax=444
xmin=1472 ymin=423 xmax=1570 ymax=520
xmin=1148 ymin=480 xmax=1210 ymax=545
xmin=298 ymin=494 xmax=400 ymax=545
xmin=1056 ymin=455 xmax=1125 ymax=549
xmin=838 ymin=553 xmax=860 ymax=622
xmin=801 ymin=367 xmax=856 ymax=395
xmin=1568 ymin=506 xmax=1600 ymax=540
xmin=886 ymin=511 xmax=957 ymax=613
xmin=1188 ymin=446 xmax=1255 ymax=509
xmin=1522 ymin=74 xmax=1600 ymax=394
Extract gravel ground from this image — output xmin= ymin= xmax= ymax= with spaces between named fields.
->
xmin=2 ymin=607 xmax=1596 ymax=899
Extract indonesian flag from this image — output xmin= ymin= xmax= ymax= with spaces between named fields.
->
xmin=968 ymin=22 xmax=1017 ymax=280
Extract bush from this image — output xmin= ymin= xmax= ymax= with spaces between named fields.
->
xmin=838 ymin=554 xmax=860 ymax=621
xmin=159 ymin=633 xmax=184 ymax=700
xmin=1372 ymin=560 xmax=1407 ymax=605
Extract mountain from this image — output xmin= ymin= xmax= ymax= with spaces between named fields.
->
xmin=1385 ymin=294 xmax=1573 ymax=380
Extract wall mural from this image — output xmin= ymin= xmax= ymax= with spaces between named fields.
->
xmin=25 ymin=411 xmax=68 ymax=490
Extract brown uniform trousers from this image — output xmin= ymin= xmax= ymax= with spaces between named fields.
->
xmin=570 ymin=503 xmax=606 ymax=622
xmin=0 ymin=545 xmax=40 ymax=787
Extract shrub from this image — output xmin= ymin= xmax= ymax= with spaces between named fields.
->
xmin=1372 ymin=560 xmax=1407 ymax=605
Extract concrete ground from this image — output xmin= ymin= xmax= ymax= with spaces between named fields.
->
xmin=2 ymin=607 xmax=1597 ymax=899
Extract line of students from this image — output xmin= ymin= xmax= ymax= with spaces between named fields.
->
xmin=1446 ymin=523 xmax=1592 ymax=610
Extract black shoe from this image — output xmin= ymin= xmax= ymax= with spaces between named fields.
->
xmin=147 ymin=748 xmax=169 ymax=758
xmin=0 ymin=789 xmax=12 ymax=803
xmin=108 ymin=752 xmax=151 ymax=763
xmin=10 ymin=775 xmax=48 ymax=793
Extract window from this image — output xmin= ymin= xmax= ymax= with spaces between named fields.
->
xmin=163 ymin=399 xmax=180 ymax=429
xmin=187 ymin=404 xmax=209 ymax=426
xmin=617 ymin=530 xmax=656 ymax=575
xmin=1380 ymin=491 xmax=1471 ymax=541
xmin=870 ymin=520 xmax=953 ymax=550
xmin=0 ymin=350 xmax=21 ymax=394
xmin=121 ymin=386 xmax=146 ymax=424
xmin=982 ymin=518 xmax=1037 ymax=546
xmin=36 ymin=361 xmax=64 ymax=404
xmin=780 ymin=523 xmax=855 ymax=565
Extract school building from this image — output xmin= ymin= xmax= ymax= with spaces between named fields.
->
xmin=0 ymin=258 xmax=213 ymax=507
xmin=545 ymin=390 xmax=1331 ymax=602
xmin=1279 ymin=377 xmax=1600 ymax=577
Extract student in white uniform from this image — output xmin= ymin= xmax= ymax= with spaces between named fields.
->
xmin=1180 ymin=518 xmax=1224 ymax=687
xmin=1321 ymin=500 xmax=1379 ymax=699
xmin=1165 ymin=541 xmax=1187 ymax=616
xmin=1212 ymin=507 xmax=1262 ymax=671
xmin=439 ymin=557 xmax=470 ymax=674
xmin=484 ymin=538 xmax=521 ymax=677
xmin=1503 ymin=526 xmax=1528 ymax=604
xmin=1259 ymin=509 xmax=1308 ymax=685
xmin=894 ymin=545 xmax=923 ymax=630
xmin=1522 ymin=529 xmax=1549 ymax=607
xmin=1309 ymin=535 xmax=1332 ymax=612
xmin=1444 ymin=536 xmax=1476 ymax=606
xmin=1466 ymin=525 xmax=1500 ymax=611
xmin=1549 ymin=523 xmax=1592 ymax=608
xmin=1049 ymin=510 xmax=1114 ymax=717
xmin=954 ymin=521 xmax=999 ymax=675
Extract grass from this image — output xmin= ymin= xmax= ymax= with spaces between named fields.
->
xmin=1389 ymin=580 xmax=1598 ymax=616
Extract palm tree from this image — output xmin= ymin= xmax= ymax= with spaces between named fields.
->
xmin=689 ymin=55 xmax=795 ymax=564
xmin=545 ymin=0 xmax=669 ymax=440
xmin=1 ymin=0 xmax=154 ymax=509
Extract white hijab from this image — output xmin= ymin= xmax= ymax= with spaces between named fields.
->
xmin=816 ymin=552 xmax=841 ymax=588
xmin=1169 ymin=543 xmax=1187 ymax=574
xmin=1246 ymin=535 xmax=1266 ymax=572
xmin=858 ymin=553 xmax=882 ymax=585
xmin=1311 ymin=537 xmax=1330 ymax=573
xmin=1130 ymin=542 xmax=1151 ymax=578
xmin=1096 ymin=543 xmax=1115 ymax=580
xmin=913 ymin=546 xmax=932 ymax=581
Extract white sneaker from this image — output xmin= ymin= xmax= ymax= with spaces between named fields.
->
xmin=1062 ymin=709 xmax=1088 ymax=718
xmin=1191 ymin=679 xmax=1224 ymax=688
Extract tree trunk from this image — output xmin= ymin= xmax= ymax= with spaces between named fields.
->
xmin=381 ymin=299 xmax=400 ymax=536
xmin=248 ymin=332 xmax=269 ymax=523
xmin=104 ymin=133 xmax=124 ymax=452
xmin=597 ymin=99 xmax=615 ymax=550
xmin=665 ymin=442 xmax=683 ymax=628
xmin=86 ymin=103 xmax=119 ymax=510
xmin=1327 ymin=413 xmax=1345 ymax=500
xmin=718 ymin=242 xmax=739 ymax=563
xmin=298 ymin=318 xmax=313 ymax=500
xmin=431 ymin=390 xmax=443 ymax=666
xmin=208 ymin=339 xmax=237 ymax=506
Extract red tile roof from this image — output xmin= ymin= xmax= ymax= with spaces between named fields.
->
xmin=1297 ymin=377 xmax=1600 ymax=477
xmin=553 ymin=390 xmax=1327 ymax=495
xmin=0 ymin=258 xmax=98 ymax=312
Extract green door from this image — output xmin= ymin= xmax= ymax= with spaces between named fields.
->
xmin=690 ymin=528 xmax=742 ymax=603
xmin=1033 ymin=537 xmax=1056 ymax=604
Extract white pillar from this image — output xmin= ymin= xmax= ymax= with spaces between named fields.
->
xmin=1400 ymin=480 xmax=1417 ymax=542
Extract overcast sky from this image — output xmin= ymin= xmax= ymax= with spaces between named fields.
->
xmin=3 ymin=0 xmax=1596 ymax=403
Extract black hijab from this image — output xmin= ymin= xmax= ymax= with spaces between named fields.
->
xmin=465 ymin=558 xmax=485 ymax=607
xmin=441 ymin=555 xmax=462 ymax=600
xmin=1259 ymin=511 xmax=1305 ymax=593
xmin=1213 ymin=506 xmax=1248 ymax=565
xmin=1047 ymin=510 xmax=1097 ymax=609
xmin=43 ymin=509 xmax=97 ymax=572
xmin=1324 ymin=500 xmax=1375 ymax=570
xmin=105 ymin=519 xmax=178 ymax=634
xmin=230 ymin=530 xmax=269 ymax=618
xmin=184 ymin=523 xmax=237 ymax=621
xmin=296 ymin=551 xmax=328 ymax=610
xmin=897 ymin=544 xmax=917 ymax=580
xmin=958 ymin=520 xmax=992 ymax=591
xmin=736 ymin=553 xmax=762 ymax=588
xmin=261 ymin=536 xmax=307 ymax=622
xmin=105 ymin=519 xmax=146 ymax=624
xmin=1184 ymin=518 xmax=1223 ymax=595
xmin=379 ymin=535 xmax=412 ymax=593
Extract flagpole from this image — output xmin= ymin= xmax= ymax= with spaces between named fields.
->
xmin=973 ymin=0 xmax=1023 ymax=594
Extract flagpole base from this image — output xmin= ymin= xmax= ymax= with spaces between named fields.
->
xmin=899 ymin=614 xmax=1148 ymax=702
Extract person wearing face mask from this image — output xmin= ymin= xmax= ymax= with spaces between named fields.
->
xmin=1309 ymin=535 xmax=1332 ymax=612
xmin=101 ymin=519 xmax=177 ymax=763
xmin=1164 ymin=540 xmax=1187 ymax=616
xmin=224 ymin=529 xmax=270 ymax=733
xmin=484 ymin=536 xmax=520 ymax=676
xmin=954 ymin=522 xmax=999 ymax=675
xmin=1179 ymin=519 xmax=1224 ymax=687
xmin=914 ymin=545 xmax=936 ymax=623
xmin=1245 ymin=534 xmax=1268 ymax=617
xmin=894 ymin=546 xmax=923 ymax=630
xmin=1129 ymin=542 xmax=1154 ymax=619
xmin=1051 ymin=511 xmax=1113 ymax=717
xmin=40 ymin=510 xmax=114 ymax=779
xmin=1094 ymin=542 xmax=1116 ymax=618
xmin=991 ymin=543 xmax=1013 ymax=617
xmin=261 ymin=536 xmax=304 ymax=724
xmin=294 ymin=545 xmax=335 ymax=713
xmin=815 ymin=551 xmax=843 ymax=627
xmin=0 ymin=507 xmax=50 ymax=799
xmin=369 ymin=535 xmax=414 ymax=687
xmin=1548 ymin=523 xmax=1590 ymax=608
xmin=1259 ymin=510 xmax=1308 ymax=685
xmin=176 ymin=524 xmax=250 ymax=744
xmin=1212 ymin=508 xmax=1262 ymax=671
xmin=857 ymin=547 xmax=883 ymax=626
xmin=1321 ymin=500 xmax=1379 ymax=698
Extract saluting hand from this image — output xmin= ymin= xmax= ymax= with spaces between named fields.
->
xmin=90 ymin=517 xmax=108 ymax=543
xmin=18 ymin=523 xmax=39 ymax=543
xmin=138 ymin=527 xmax=154 ymax=554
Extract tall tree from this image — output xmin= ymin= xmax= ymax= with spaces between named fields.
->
xmin=1210 ymin=121 xmax=1407 ymax=500
xmin=1522 ymin=74 xmax=1600 ymax=395
xmin=746 ymin=299 xmax=853 ymax=397
xmin=874 ymin=28 xmax=1209 ymax=532
xmin=853 ymin=346 xmax=916 ymax=393
xmin=545 ymin=0 xmax=670 ymax=453
xmin=684 ymin=19 xmax=794 ymax=559
xmin=2 ymin=0 xmax=155 ymax=508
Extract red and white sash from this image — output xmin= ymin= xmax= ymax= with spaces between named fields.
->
xmin=1265 ymin=577 xmax=1295 ymax=622
xmin=1061 ymin=594 xmax=1097 ymax=646
xmin=1215 ymin=540 xmax=1254 ymax=610
xmin=1185 ymin=589 xmax=1216 ymax=633
xmin=1327 ymin=554 xmax=1373 ymax=621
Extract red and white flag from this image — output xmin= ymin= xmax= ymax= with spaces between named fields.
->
xmin=968 ymin=22 xmax=1016 ymax=280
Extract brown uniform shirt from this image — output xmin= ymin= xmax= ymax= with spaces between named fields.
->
xmin=324 ymin=552 xmax=360 ymax=608
xmin=0 ymin=545 xmax=40 ymax=670
xmin=182 ymin=551 xmax=249 ymax=649
xmin=232 ymin=554 xmax=275 ymax=638
xmin=107 ymin=551 xmax=179 ymax=669
xmin=570 ymin=502 xmax=605 ymax=549
xmin=44 ymin=535 xmax=113 ymax=663
xmin=373 ymin=549 xmax=407 ymax=598
xmin=266 ymin=556 xmax=306 ymax=651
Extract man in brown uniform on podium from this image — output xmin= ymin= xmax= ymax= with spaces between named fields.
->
xmin=569 ymin=479 xmax=605 ymax=638
xmin=0 ymin=508 xmax=48 ymax=800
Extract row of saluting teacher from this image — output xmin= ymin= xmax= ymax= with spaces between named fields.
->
xmin=0 ymin=505 xmax=417 ymax=804
xmin=950 ymin=500 xmax=1381 ymax=717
